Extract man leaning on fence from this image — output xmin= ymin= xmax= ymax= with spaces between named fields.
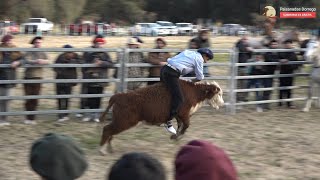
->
xmin=81 ymin=35 xmax=113 ymax=122
xmin=278 ymin=39 xmax=299 ymax=108
xmin=0 ymin=35 xmax=23 ymax=126
xmin=262 ymin=39 xmax=280 ymax=110
xmin=235 ymin=35 xmax=253 ymax=103
xmin=23 ymin=36 xmax=49 ymax=125
xmin=54 ymin=45 xmax=81 ymax=122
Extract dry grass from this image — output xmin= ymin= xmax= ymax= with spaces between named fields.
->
xmin=0 ymin=35 xmax=319 ymax=180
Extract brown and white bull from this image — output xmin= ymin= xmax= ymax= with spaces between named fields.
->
xmin=99 ymin=80 xmax=224 ymax=154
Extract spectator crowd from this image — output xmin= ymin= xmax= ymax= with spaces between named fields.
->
xmin=235 ymin=34 xmax=302 ymax=112
xmin=0 ymin=29 xmax=305 ymax=126
xmin=0 ymin=29 xmax=213 ymax=126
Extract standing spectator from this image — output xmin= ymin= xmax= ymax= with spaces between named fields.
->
xmin=108 ymin=152 xmax=166 ymax=180
xmin=23 ymin=36 xmax=49 ymax=125
xmin=189 ymin=29 xmax=211 ymax=76
xmin=235 ymin=35 xmax=253 ymax=102
xmin=81 ymin=35 xmax=113 ymax=122
xmin=127 ymin=36 xmax=145 ymax=90
xmin=29 ymin=133 xmax=88 ymax=180
xmin=0 ymin=35 xmax=22 ymax=126
xmin=54 ymin=45 xmax=81 ymax=122
xmin=189 ymin=38 xmax=200 ymax=49
xmin=247 ymin=53 xmax=265 ymax=112
xmin=175 ymin=140 xmax=238 ymax=180
xmin=183 ymin=37 xmax=202 ymax=78
xmin=278 ymin=39 xmax=299 ymax=108
xmin=262 ymin=39 xmax=280 ymax=110
xmin=146 ymin=38 xmax=170 ymax=85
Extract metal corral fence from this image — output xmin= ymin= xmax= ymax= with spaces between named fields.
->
xmin=0 ymin=48 xmax=316 ymax=118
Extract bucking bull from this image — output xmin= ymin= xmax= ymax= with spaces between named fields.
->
xmin=99 ymin=80 xmax=224 ymax=154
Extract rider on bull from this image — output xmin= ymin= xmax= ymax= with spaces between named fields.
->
xmin=160 ymin=48 xmax=214 ymax=134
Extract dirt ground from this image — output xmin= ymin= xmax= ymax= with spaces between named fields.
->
xmin=0 ymin=35 xmax=319 ymax=180
xmin=0 ymin=106 xmax=319 ymax=180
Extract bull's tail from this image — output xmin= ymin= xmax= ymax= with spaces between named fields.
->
xmin=99 ymin=96 xmax=115 ymax=123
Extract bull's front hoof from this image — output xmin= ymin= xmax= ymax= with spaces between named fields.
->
xmin=170 ymin=134 xmax=177 ymax=140
xmin=99 ymin=148 xmax=107 ymax=156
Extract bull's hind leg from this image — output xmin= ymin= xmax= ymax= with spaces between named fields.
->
xmin=99 ymin=120 xmax=139 ymax=155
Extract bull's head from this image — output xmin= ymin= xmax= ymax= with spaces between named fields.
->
xmin=198 ymin=81 xmax=224 ymax=109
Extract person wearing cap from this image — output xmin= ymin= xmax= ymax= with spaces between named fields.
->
xmin=146 ymin=38 xmax=171 ymax=85
xmin=278 ymin=39 xmax=299 ymax=108
xmin=54 ymin=45 xmax=81 ymax=122
xmin=175 ymin=140 xmax=238 ymax=180
xmin=81 ymin=35 xmax=113 ymax=122
xmin=127 ymin=36 xmax=145 ymax=90
xmin=23 ymin=36 xmax=49 ymax=125
xmin=0 ymin=35 xmax=23 ymax=126
xmin=160 ymin=48 xmax=213 ymax=134
xmin=188 ymin=29 xmax=211 ymax=77
xmin=29 ymin=133 xmax=88 ymax=180
xmin=108 ymin=152 xmax=166 ymax=180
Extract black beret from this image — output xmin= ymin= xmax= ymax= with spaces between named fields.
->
xmin=30 ymin=133 xmax=88 ymax=180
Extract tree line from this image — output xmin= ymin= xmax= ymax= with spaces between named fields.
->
xmin=0 ymin=0 xmax=319 ymax=28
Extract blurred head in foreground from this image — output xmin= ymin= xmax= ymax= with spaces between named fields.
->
xmin=108 ymin=152 xmax=166 ymax=180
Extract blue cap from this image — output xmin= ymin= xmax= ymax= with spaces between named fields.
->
xmin=197 ymin=48 xmax=214 ymax=60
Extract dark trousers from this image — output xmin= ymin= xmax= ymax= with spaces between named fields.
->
xmin=247 ymin=79 xmax=263 ymax=101
xmin=86 ymin=86 xmax=104 ymax=109
xmin=236 ymin=67 xmax=248 ymax=102
xmin=279 ymin=77 xmax=293 ymax=106
xmin=160 ymin=66 xmax=183 ymax=120
xmin=56 ymin=84 xmax=72 ymax=118
xmin=80 ymin=83 xmax=88 ymax=109
xmin=24 ymin=81 xmax=41 ymax=120
xmin=262 ymin=78 xmax=274 ymax=109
